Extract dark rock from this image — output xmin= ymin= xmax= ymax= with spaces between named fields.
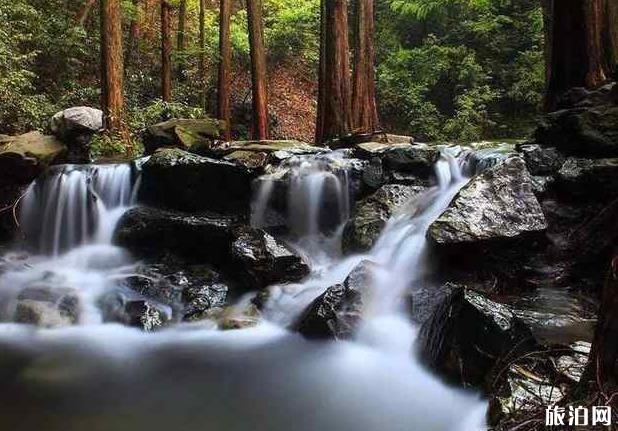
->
xmin=295 ymin=261 xmax=374 ymax=339
xmin=343 ymin=184 xmax=427 ymax=252
xmin=0 ymin=184 xmax=27 ymax=243
xmin=230 ymin=226 xmax=309 ymax=289
xmin=382 ymin=144 xmax=440 ymax=177
xmin=518 ymin=144 xmax=565 ymax=176
xmin=142 ymin=118 xmax=223 ymax=155
xmin=360 ymin=157 xmax=387 ymax=189
xmin=138 ymin=148 xmax=257 ymax=214
xmin=101 ymin=292 xmax=171 ymax=331
xmin=554 ymin=157 xmax=618 ymax=202
xmin=429 ymin=156 xmax=547 ymax=245
xmin=0 ymin=132 xmax=66 ymax=186
xmin=114 ymin=206 xmax=236 ymax=262
xmin=419 ymin=286 xmax=539 ymax=389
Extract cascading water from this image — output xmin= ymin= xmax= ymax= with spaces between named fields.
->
xmin=0 ymin=151 xmax=489 ymax=431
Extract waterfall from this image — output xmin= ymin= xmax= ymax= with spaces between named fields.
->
xmin=19 ymin=163 xmax=139 ymax=255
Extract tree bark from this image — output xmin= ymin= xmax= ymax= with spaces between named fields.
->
xmin=545 ymin=0 xmax=613 ymax=111
xmin=604 ymin=0 xmax=618 ymax=77
xmin=100 ymin=0 xmax=125 ymax=133
xmin=352 ymin=0 xmax=379 ymax=135
xmin=177 ymin=0 xmax=188 ymax=79
xmin=127 ymin=0 xmax=141 ymax=65
xmin=161 ymin=0 xmax=173 ymax=102
xmin=199 ymin=0 xmax=207 ymax=110
xmin=315 ymin=0 xmax=352 ymax=144
xmin=217 ymin=0 xmax=232 ymax=140
xmin=582 ymin=256 xmax=618 ymax=397
xmin=77 ymin=0 xmax=97 ymax=27
xmin=246 ymin=0 xmax=269 ymax=140
xmin=315 ymin=0 xmax=327 ymax=145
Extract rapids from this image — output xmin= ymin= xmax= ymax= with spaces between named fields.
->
xmin=0 ymin=151 xmax=488 ymax=431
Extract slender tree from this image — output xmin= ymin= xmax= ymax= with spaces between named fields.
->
xmin=100 ymin=0 xmax=125 ymax=132
xmin=161 ymin=0 xmax=173 ymax=102
xmin=177 ymin=0 xmax=188 ymax=79
xmin=127 ymin=0 xmax=141 ymax=64
xmin=218 ymin=0 xmax=232 ymax=140
xmin=352 ymin=0 xmax=379 ymax=135
xmin=247 ymin=0 xmax=269 ymax=140
xmin=315 ymin=0 xmax=352 ymax=144
xmin=76 ymin=0 xmax=97 ymax=27
xmin=545 ymin=0 xmax=616 ymax=110
xmin=199 ymin=0 xmax=207 ymax=110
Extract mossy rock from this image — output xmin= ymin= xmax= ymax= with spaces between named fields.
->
xmin=143 ymin=118 xmax=225 ymax=155
xmin=0 ymin=131 xmax=67 ymax=185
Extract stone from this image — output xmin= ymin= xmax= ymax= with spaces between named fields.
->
xmin=518 ymin=144 xmax=565 ymax=176
xmin=554 ymin=157 xmax=618 ymax=202
xmin=223 ymin=150 xmax=269 ymax=169
xmin=101 ymin=292 xmax=171 ymax=331
xmin=295 ymin=261 xmax=374 ymax=339
xmin=0 ymin=132 xmax=66 ymax=185
xmin=143 ymin=118 xmax=224 ymax=155
xmin=51 ymin=107 xmax=103 ymax=136
xmin=429 ymin=156 xmax=547 ymax=245
xmin=343 ymin=185 xmax=427 ymax=252
xmin=14 ymin=286 xmax=79 ymax=328
xmin=381 ymin=144 xmax=441 ymax=177
xmin=138 ymin=148 xmax=257 ymax=214
xmin=230 ymin=226 xmax=309 ymax=289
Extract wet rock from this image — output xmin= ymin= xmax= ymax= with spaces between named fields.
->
xmin=0 ymin=184 xmax=27 ymax=243
xmin=0 ymin=132 xmax=66 ymax=186
xmin=142 ymin=118 xmax=224 ymax=155
xmin=554 ymin=157 xmax=618 ymax=202
xmin=381 ymin=144 xmax=440 ymax=178
xmin=419 ymin=286 xmax=538 ymax=389
xmin=518 ymin=144 xmax=565 ymax=176
xmin=114 ymin=206 xmax=236 ymax=262
xmin=535 ymin=87 xmax=618 ymax=157
xmin=223 ymin=150 xmax=269 ymax=169
xmin=429 ymin=156 xmax=547 ymax=245
xmin=138 ymin=148 xmax=257 ymax=214
xmin=343 ymin=185 xmax=427 ymax=252
xmin=295 ymin=261 xmax=374 ymax=339
xmin=360 ymin=157 xmax=387 ymax=190
xmin=231 ymin=226 xmax=309 ymax=289
xmin=14 ymin=287 xmax=79 ymax=328
xmin=50 ymin=107 xmax=103 ymax=163
xmin=101 ymin=293 xmax=171 ymax=331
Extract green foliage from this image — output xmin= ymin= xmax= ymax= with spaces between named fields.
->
xmin=128 ymin=99 xmax=207 ymax=133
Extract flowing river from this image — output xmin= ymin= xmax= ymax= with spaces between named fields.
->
xmin=0 ymin=151 xmax=487 ymax=431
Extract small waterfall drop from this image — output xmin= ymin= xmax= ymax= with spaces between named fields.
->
xmin=20 ymin=164 xmax=139 ymax=255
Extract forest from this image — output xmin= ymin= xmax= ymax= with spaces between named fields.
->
xmin=0 ymin=0 xmax=617 ymax=430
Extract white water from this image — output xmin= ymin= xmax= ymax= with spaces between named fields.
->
xmin=0 ymin=153 xmax=488 ymax=431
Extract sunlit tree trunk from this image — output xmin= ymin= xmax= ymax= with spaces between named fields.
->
xmin=177 ymin=0 xmax=187 ymax=79
xmin=315 ymin=0 xmax=352 ymax=144
xmin=161 ymin=0 xmax=173 ymax=102
xmin=546 ymin=0 xmax=614 ymax=110
xmin=77 ymin=0 xmax=97 ymax=27
xmin=199 ymin=0 xmax=207 ymax=110
xmin=217 ymin=0 xmax=232 ymax=140
xmin=247 ymin=0 xmax=269 ymax=140
xmin=100 ymin=0 xmax=125 ymax=133
xmin=352 ymin=0 xmax=379 ymax=135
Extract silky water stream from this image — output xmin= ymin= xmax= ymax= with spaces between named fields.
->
xmin=0 ymin=152 xmax=488 ymax=431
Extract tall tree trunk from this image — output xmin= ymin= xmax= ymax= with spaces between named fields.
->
xmin=177 ymin=0 xmax=187 ymax=79
xmin=315 ymin=0 xmax=327 ymax=144
xmin=100 ymin=0 xmax=125 ymax=133
xmin=541 ymin=0 xmax=554 ymax=88
xmin=199 ymin=0 xmax=207 ymax=111
xmin=315 ymin=0 xmax=352 ymax=144
xmin=352 ymin=0 xmax=379 ymax=135
xmin=604 ymin=0 xmax=618 ymax=77
xmin=77 ymin=0 xmax=97 ymax=27
xmin=246 ymin=0 xmax=269 ymax=140
xmin=545 ymin=0 xmax=613 ymax=111
xmin=217 ymin=0 xmax=232 ymax=140
xmin=127 ymin=0 xmax=141 ymax=66
xmin=580 ymin=256 xmax=618 ymax=398
xmin=161 ymin=0 xmax=173 ymax=102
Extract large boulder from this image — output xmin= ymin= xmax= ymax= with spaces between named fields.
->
xmin=343 ymin=185 xmax=427 ymax=252
xmin=535 ymin=83 xmax=618 ymax=157
xmin=50 ymin=107 xmax=103 ymax=163
xmin=142 ymin=118 xmax=224 ymax=155
xmin=138 ymin=148 xmax=258 ymax=214
xmin=517 ymin=144 xmax=565 ymax=176
xmin=381 ymin=144 xmax=441 ymax=177
xmin=554 ymin=157 xmax=618 ymax=202
xmin=295 ymin=261 xmax=374 ymax=339
xmin=428 ymin=156 xmax=547 ymax=245
xmin=0 ymin=132 xmax=66 ymax=186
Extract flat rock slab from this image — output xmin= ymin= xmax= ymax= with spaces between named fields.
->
xmin=429 ymin=156 xmax=547 ymax=245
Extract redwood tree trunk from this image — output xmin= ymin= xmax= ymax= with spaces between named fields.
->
xmin=161 ymin=0 xmax=173 ymax=102
xmin=246 ymin=0 xmax=269 ymax=140
xmin=545 ymin=0 xmax=613 ymax=110
xmin=352 ymin=0 xmax=379 ymax=135
xmin=315 ymin=0 xmax=352 ymax=144
xmin=315 ymin=0 xmax=327 ymax=144
xmin=100 ymin=0 xmax=125 ymax=133
xmin=217 ymin=0 xmax=232 ymax=140
xmin=604 ymin=0 xmax=618 ymax=76
xmin=177 ymin=0 xmax=188 ymax=79
xmin=199 ymin=0 xmax=207 ymax=110
xmin=127 ymin=0 xmax=141 ymax=65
